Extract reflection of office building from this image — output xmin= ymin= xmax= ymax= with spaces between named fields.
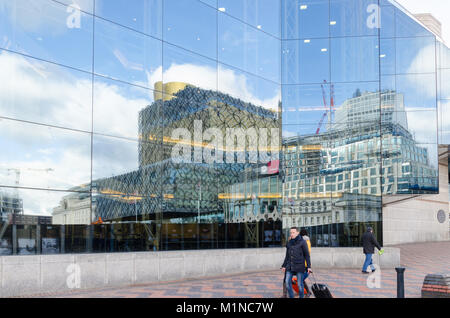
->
xmin=52 ymin=189 xmax=92 ymax=225
xmin=284 ymin=125 xmax=438 ymax=199
xmin=8 ymin=214 xmax=52 ymax=225
xmin=226 ymin=89 xmax=439 ymax=246
xmin=334 ymin=90 xmax=408 ymax=130
xmin=282 ymin=193 xmax=381 ymax=247
xmin=281 ymin=88 xmax=439 ymax=244
xmin=0 ymin=191 xmax=23 ymax=221
xmin=223 ymin=162 xmax=282 ymax=224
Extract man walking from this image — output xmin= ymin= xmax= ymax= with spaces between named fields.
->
xmin=361 ymin=226 xmax=384 ymax=273
xmin=281 ymin=227 xmax=312 ymax=298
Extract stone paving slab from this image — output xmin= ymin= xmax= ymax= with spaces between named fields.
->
xmin=20 ymin=241 xmax=450 ymax=298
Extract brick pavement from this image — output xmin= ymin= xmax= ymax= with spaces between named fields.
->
xmin=23 ymin=241 xmax=450 ymax=298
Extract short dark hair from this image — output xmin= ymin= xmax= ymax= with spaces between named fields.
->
xmin=300 ymin=229 xmax=308 ymax=237
xmin=290 ymin=227 xmax=299 ymax=232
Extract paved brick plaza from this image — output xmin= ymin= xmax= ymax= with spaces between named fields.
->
xmin=26 ymin=241 xmax=450 ymax=298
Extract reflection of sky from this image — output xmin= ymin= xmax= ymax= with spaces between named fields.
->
xmin=219 ymin=0 xmax=280 ymax=38
xmin=0 ymin=0 xmax=94 ymax=71
xmin=0 ymin=0 xmax=447 ymax=215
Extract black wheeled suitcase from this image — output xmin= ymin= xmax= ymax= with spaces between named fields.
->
xmin=310 ymin=272 xmax=333 ymax=298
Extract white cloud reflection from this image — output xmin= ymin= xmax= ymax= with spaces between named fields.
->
xmin=148 ymin=63 xmax=281 ymax=111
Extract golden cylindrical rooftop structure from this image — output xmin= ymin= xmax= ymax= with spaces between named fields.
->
xmin=153 ymin=81 xmax=189 ymax=101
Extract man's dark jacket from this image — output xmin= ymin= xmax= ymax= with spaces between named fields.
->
xmin=361 ymin=230 xmax=382 ymax=254
xmin=281 ymin=235 xmax=311 ymax=273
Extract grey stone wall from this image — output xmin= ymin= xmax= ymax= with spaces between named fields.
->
xmin=383 ymin=163 xmax=450 ymax=245
xmin=0 ymin=247 xmax=400 ymax=297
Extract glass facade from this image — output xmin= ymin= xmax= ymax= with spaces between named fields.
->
xmin=0 ymin=0 xmax=445 ymax=254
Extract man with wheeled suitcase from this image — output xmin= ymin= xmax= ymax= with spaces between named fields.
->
xmin=281 ymin=227 xmax=312 ymax=298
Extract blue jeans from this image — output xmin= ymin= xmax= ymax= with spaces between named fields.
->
xmin=285 ymin=271 xmax=305 ymax=298
xmin=303 ymin=272 xmax=309 ymax=282
xmin=362 ymin=253 xmax=375 ymax=272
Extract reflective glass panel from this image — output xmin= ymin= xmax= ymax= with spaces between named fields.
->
xmin=0 ymin=221 xmax=13 ymax=255
xmin=0 ymin=187 xmax=90 ymax=224
xmin=330 ymin=36 xmax=379 ymax=83
xmin=282 ymin=0 xmax=329 ymax=40
xmin=219 ymin=12 xmax=280 ymax=83
xmin=0 ymin=50 xmax=92 ymax=132
xmin=164 ymin=0 xmax=217 ymax=59
xmin=94 ymin=17 xmax=162 ymax=88
xmin=282 ymin=38 xmax=330 ymax=84
xmin=219 ymin=0 xmax=280 ymax=38
xmin=380 ymin=3 xmax=395 ymax=39
xmin=396 ymin=73 xmax=436 ymax=110
xmin=93 ymin=76 xmax=153 ymax=140
xmin=439 ymin=43 xmax=450 ymax=69
xmin=0 ymin=0 xmax=93 ymax=72
xmin=330 ymin=0 xmax=379 ymax=37
xmin=396 ymin=37 xmax=435 ymax=75
xmin=0 ymin=119 xmax=92 ymax=191
xmin=402 ymin=110 xmax=438 ymax=144
xmin=58 ymin=0 xmax=94 ymax=14
xmin=200 ymin=0 xmax=217 ymax=8
xmin=95 ymin=0 xmax=162 ymax=39
xmin=218 ymin=64 xmax=281 ymax=112
xmin=92 ymin=135 xmax=141 ymax=196
xmin=163 ymin=42 xmax=217 ymax=92
xmin=282 ymin=83 xmax=331 ymax=127
xmin=395 ymin=7 xmax=432 ymax=38
xmin=380 ymin=38 xmax=396 ymax=75
xmin=440 ymin=69 xmax=450 ymax=100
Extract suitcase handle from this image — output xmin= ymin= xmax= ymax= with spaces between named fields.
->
xmin=309 ymin=271 xmax=318 ymax=286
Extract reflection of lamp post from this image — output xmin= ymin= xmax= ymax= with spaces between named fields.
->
xmin=135 ymin=196 xmax=137 ymax=223
xmin=197 ymin=181 xmax=201 ymax=250
xmin=197 ymin=182 xmax=202 ymax=222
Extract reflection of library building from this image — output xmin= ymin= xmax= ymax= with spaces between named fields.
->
xmin=0 ymin=0 xmax=449 ymax=258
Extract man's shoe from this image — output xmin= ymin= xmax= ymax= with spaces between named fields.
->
xmin=362 ymin=270 xmax=370 ymax=274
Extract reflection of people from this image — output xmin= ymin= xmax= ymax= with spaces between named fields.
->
xmin=25 ymin=244 xmax=34 ymax=253
xmin=264 ymin=230 xmax=273 ymax=242
xmin=275 ymin=230 xmax=281 ymax=241
xmin=361 ymin=226 xmax=383 ymax=274
xmin=42 ymin=238 xmax=58 ymax=253
xmin=281 ymin=227 xmax=312 ymax=299
xmin=331 ymin=234 xmax=338 ymax=247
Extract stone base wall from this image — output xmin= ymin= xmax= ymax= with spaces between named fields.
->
xmin=0 ymin=247 xmax=400 ymax=297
